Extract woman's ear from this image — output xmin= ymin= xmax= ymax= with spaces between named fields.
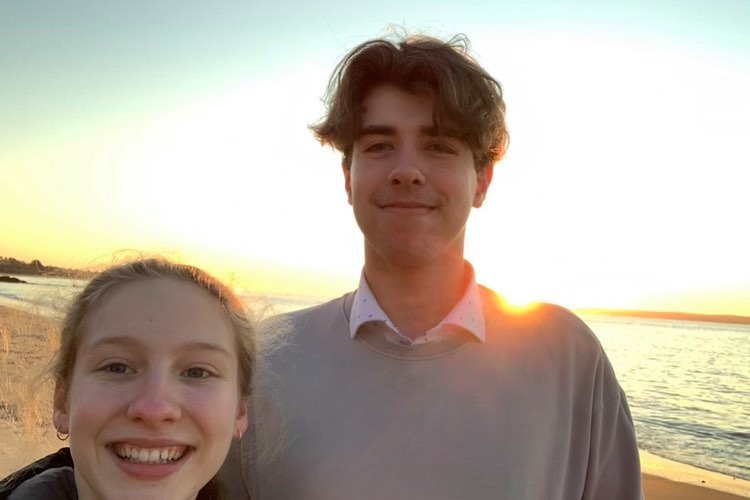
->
xmin=52 ymin=377 xmax=70 ymax=434
xmin=233 ymin=397 xmax=249 ymax=439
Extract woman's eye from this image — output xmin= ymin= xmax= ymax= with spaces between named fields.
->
xmin=184 ymin=367 xmax=210 ymax=379
xmin=103 ymin=362 xmax=131 ymax=374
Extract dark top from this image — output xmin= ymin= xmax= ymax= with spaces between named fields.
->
xmin=0 ymin=448 xmax=75 ymax=500
xmin=5 ymin=467 xmax=76 ymax=499
xmin=0 ymin=447 xmax=224 ymax=500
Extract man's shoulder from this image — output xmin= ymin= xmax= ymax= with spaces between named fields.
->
xmin=285 ymin=292 xmax=351 ymax=319
xmin=274 ymin=292 xmax=353 ymax=336
xmin=478 ymin=285 xmax=602 ymax=351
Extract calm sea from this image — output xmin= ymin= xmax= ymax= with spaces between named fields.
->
xmin=2 ymin=276 xmax=748 ymax=480
xmin=583 ymin=314 xmax=750 ymax=480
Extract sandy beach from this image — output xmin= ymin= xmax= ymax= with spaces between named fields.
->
xmin=1 ymin=304 xmax=748 ymax=498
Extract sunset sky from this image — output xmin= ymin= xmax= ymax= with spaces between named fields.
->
xmin=1 ymin=0 xmax=749 ymax=315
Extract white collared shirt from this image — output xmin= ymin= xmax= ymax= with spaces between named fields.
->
xmin=348 ymin=263 xmax=486 ymax=346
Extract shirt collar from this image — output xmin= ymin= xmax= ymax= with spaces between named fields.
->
xmin=348 ymin=263 xmax=485 ymax=343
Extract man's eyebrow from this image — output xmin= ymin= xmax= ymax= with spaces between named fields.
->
xmin=420 ymin=125 xmax=463 ymax=138
xmin=357 ymin=124 xmax=462 ymax=139
xmin=357 ymin=125 xmax=395 ymax=137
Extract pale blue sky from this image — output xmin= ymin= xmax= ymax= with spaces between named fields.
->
xmin=1 ymin=0 xmax=749 ymax=314
xmin=2 ymin=0 xmax=747 ymax=138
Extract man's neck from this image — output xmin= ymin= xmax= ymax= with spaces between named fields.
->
xmin=363 ymin=256 xmax=469 ymax=340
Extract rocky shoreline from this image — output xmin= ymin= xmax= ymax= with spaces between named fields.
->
xmin=0 ymin=276 xmax=28 ymax=284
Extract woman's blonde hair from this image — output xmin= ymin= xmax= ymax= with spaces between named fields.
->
xmin=51 ymin=257 xmax=257 ymax=400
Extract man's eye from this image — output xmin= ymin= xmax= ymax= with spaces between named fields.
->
xmin=426 ymin=142 xmax=457 ymax=154
xmin=183 ymin=367 xmax=210 ymax=379
xmin=363 ymin=142 xmax=393 ymax=153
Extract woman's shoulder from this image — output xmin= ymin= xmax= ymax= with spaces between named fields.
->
xmin=1 ymin=448 xmax=76 ymax=500
xmin=6 ymin=466 xmax=76 ymax=499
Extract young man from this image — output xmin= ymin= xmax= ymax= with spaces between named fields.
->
xmin=220 ymin=34 xmax=643 ymax=499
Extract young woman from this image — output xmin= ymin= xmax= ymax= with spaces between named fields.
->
xmin=1 ymin=258 xmax=258 ymax=500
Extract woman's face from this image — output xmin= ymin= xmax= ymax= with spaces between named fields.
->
xmin=54 ymin=277 xmax=248 ymax=500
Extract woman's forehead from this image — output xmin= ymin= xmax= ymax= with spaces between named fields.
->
xmin=79 ymin=278 xmax=235 ymax=351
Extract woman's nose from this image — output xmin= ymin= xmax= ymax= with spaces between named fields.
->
xmin=126 ymin=374 xmax=182 ymax=425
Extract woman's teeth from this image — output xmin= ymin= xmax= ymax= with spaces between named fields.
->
xmin=112 ymin=444 xmax=186 ymax=463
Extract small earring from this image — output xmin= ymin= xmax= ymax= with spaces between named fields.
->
xmin=56 ymin=428 xmax=69 ymax=441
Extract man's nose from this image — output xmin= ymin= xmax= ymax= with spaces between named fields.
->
xmin=387 ymin=148 xmax=426 ymax=186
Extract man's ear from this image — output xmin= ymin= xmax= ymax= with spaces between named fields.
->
xmin=473 ymin=164 xmax=494 ymax=208
xmin=52 ymin=377 xmax=70 ymax=435
xmin=342 ymin=160 xmax=353 ymax=206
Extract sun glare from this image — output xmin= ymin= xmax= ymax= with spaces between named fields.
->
xmin=488 ymin=288 xmax=540 ymax=315
xmin=499 ymin=288 xmax=540 ymax=312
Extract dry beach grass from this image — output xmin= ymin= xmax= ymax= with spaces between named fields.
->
xmin=0 ymin=305 xmax=60 ymax=475
xmin=0 ymin=304 xmax=748 ymax=498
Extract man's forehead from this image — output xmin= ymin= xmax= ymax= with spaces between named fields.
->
xmin=355 ymin=84 xmax=464 ymax=139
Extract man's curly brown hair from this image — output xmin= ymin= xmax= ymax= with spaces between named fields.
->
xmin=311 ymin=33 xmax=508 ymax=171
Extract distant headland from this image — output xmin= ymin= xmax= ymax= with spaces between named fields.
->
xmin=0 ymin=256 xmax=95 ymax=279
xmin=575 ymin=308 xmax=750 ymax=326
xmin=1 ymin=256 xmax=748 ymax=326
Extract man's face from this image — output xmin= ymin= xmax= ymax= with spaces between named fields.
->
xmin=344 ymin=84 xmax=492 ymax=269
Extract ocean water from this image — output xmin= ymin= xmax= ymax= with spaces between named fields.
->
xmin=2 ymin=276 xmax=748 ymax=480
xmin=582 ymin=314 xmax=750 ymax=480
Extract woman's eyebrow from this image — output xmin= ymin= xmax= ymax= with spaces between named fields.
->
xmin=177 ymin=341 xmax=233 ymax=359
xmin=86 ymin=335 xmax=136 ymax=349
xmin=85 ymin=336 xmax=232 ymax=358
